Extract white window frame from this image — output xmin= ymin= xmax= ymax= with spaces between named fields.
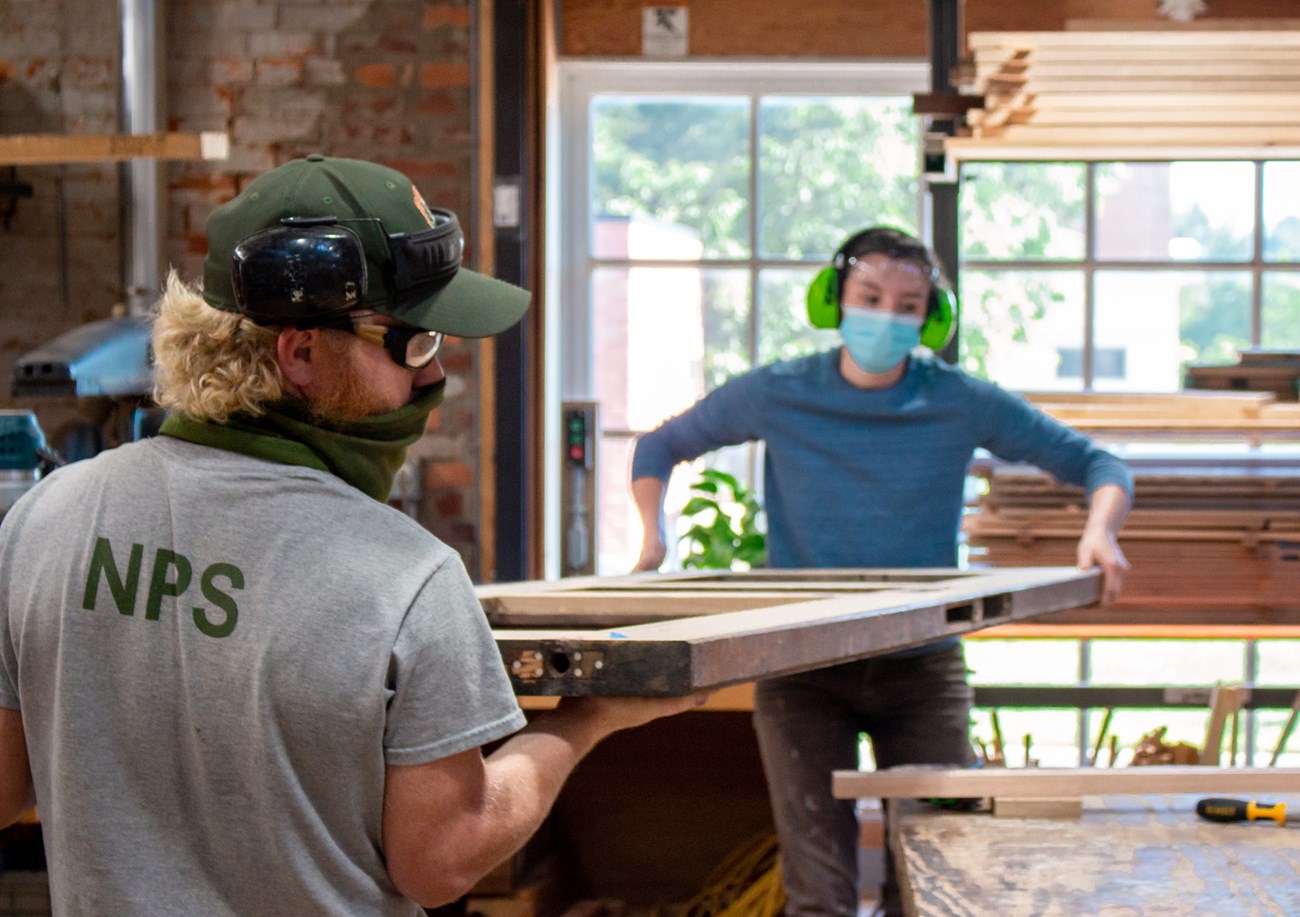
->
xmin=546 ymin=60 xmax=928 ymax=576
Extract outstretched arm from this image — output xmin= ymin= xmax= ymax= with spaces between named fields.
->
xmin=628 ymin=370 xmax=767 ymax=573
xmin=1076 ymin=482 xmax=1132 ymax=604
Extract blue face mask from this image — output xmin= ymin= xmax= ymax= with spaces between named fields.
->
xmin=839 ymin=306 xmax=922 ymax=373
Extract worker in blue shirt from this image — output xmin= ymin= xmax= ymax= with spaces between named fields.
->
xmin=629 ymin=226 xmax=1133 ymax=917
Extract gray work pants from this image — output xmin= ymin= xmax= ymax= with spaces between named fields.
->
xmin=753 ymin=642 xmax=975 ymax=917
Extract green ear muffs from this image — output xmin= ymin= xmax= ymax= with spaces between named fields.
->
xmin=920 ymin=287 xmax=956 ymax=350
xmin=805 ymin=255 xmax=958 ymax=349
xmin=806 ymin=267 xmax=841 ymax=329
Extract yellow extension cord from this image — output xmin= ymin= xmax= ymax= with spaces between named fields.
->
xmin=671 ymin=830 xmax=786 ymax=917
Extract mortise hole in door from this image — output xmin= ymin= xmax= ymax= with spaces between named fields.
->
xmin=983 ymin=594 xmax=1009 ymax=619
xmin=945 ymin=603 xmax=975 ymax=625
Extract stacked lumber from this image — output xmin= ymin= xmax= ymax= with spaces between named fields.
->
xmin=1186 ymin=351 xmax=1300 ymax=402
xmin=1022 ymin=390 xmax=1300 ymax=442
xmin=966 ymin=464 xmax=1300 ymax=623
xmin=949 ymin=27 xmax=1300 ymax=161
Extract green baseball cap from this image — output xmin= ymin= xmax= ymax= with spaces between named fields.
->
xmin=202 ymin=154 xmax=530 ymax=337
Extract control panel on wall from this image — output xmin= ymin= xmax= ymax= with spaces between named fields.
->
xmin=560 ymin=401 xmax=597 ymax=577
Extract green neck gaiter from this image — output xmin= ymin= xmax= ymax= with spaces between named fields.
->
xmin=160 ymin=381 xmax=446 ymax=503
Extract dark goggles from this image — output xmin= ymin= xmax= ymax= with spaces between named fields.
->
xmin=229 ymin=212 xmax=463 ymax=325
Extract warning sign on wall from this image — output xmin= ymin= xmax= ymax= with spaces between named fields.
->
xmin=642 ymin=7 xmax=688 ymax=57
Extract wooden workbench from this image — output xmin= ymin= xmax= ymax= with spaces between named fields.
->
xmin=890 ymin=793 xmax=1300 ymax=916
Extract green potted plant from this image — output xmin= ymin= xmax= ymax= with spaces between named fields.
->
xmin=677 ymin=468 xmax=766 ymax=570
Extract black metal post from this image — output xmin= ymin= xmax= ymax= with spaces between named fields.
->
xmin=930 ymin=180 xmax=960 ymax=364
xmin=492 ymin=0 xmax=530 ymax=582
xmin=927 ymin=0 xmax=962 ymax=364
xmin=928 ymin=0 xmax=961 ymax=103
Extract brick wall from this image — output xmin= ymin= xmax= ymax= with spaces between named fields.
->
xmin=0 ymin=0 xmax=491 ymax=575
xmin=560 ymin=0 xmax=1300 ymax=57
xmin=0 ymin=0 xmax=122 ymax=445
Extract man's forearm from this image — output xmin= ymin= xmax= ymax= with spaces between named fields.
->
xmin=385 ymin=704 xmax=614 ymax=906
xmin=472 ymin=704 xmax=609 ymax=861
xmin=394 ymin=695 xmax=699 ymax=906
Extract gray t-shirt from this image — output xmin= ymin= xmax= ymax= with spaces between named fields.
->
xmin=0 ymin=436 xmax=526 ymax=916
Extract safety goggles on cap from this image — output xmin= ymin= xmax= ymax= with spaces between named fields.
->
xmin=229 ymin=211 xmax=464 ymax=326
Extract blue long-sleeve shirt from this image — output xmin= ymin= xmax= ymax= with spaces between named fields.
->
xmin=632 ymin=350 xmax=1133 ymax=570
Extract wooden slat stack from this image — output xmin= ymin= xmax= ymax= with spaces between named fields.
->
xmin=1024 ymin=390 xmax=1300 ymax=442
xmin=949 ymin=26 xmax=1300 ymax=161
xmin=1186 ymin=351 xmax=1300 ymax=402
xmin=967 ymin=390 xmax=1300 ymax=625
xmin=967 ymin=464 xmax=1300 ymax=624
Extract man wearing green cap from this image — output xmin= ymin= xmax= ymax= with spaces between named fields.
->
xmin=0 ymin=155 xmax=701 ymax=915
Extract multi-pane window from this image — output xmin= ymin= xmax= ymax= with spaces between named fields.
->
xmin=556 ymin=64 xmax=1299 ymax=768
xmin=559 ymin=62 xmax=927 ymax=574
xmin=959 ymin=160 xmax=1300 ymax=391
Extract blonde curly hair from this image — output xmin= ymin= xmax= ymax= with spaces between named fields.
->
xmin=152 ymin=270 xmax=286 ymax=423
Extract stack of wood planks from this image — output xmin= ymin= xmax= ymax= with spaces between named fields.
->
xmin=967 ymin=461 xmax=1300 ymax=625
xmin=969 ymin=391 xmax=1300 ymax=625
xmin=949 ymin=24 xmax=1300 ymax=161
xmin=1023 ymin=390 xmax=1300 ymax=442
xmin=1186 ymin=351 xmax=1300 ymax=402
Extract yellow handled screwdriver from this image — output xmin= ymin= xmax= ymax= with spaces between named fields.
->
xmin=1196 ymin=798 xmax=1296 ymax=826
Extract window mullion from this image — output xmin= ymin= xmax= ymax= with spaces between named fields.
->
xmin=748 ymin=94 xmax=762 ymax=490
xmin=1079 ymin=637 xmax=1092 ymax=767
xmin=1253 ymin=162 xmax=1264 ymax=347
xmin=1083 ymin=163 xmax=1096 ymax=391
xmin=1244 ymin=639 xmax=1258 ymax=767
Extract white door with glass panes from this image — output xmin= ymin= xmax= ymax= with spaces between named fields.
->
xmin=553 ymin=62 xmax=928 ymax=576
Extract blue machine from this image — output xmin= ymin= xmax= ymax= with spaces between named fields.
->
xmin=9 ymin=316 xmax=160 ymax=462
xmin=0 ymin=410 xmax=50 ymax=518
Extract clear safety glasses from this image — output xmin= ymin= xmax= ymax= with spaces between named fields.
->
xmin=840 ymin=257 xmax=933 ymax=314
xmin=322 ymin=313 xmax=445 ymax=370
